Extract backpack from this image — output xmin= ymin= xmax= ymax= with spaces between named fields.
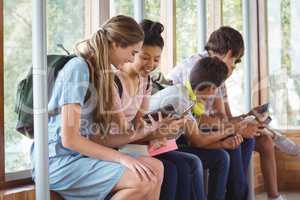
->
xmin=15 ymin=54 xmax=151 ymax=139
xmin=15 ymin=54 xmax=76 ymax=138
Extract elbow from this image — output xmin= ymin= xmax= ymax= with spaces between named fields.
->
xmin=61 ymin=134 xmax=77 ymax=150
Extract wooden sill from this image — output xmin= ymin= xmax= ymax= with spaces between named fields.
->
xmin=0 ymin=184 xmax=64 ymax=200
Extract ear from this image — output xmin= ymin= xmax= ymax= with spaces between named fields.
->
xmin=111 ymin=42 xmax=120 ymax=50
xmin=223 ymin=50 xmax=233 ymax=60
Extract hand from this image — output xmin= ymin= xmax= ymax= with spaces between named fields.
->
xmin=238 ymin=121 xmax=261 ymax=138
xmin=249 ymin=106 xmax=269 ymax=122
xmin=221 ymin=134 xmax=243 ymax=149
xmin=143 ymin=112 xmax=184 ymax=138
xmin=158 ymin=115 xmax=185 ymax=137
xmin=149 ymin=138 xmax=168 ymax=149
xmin=119 ymin=154 xmax=156 ymax=181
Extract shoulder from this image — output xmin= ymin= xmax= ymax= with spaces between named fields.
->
xmin=59 ymin=57 xmax=90 ymax=82
xmin=62 ymin=57 xmax=89 ymax=76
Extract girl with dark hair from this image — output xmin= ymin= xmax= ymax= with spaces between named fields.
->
xmin=114 ymin=19 xmax=205 ymax=200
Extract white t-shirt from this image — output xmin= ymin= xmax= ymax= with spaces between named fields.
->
xmin=166 ymin=51 xmax=227 ymax=114
xmin=167 ymin=51 xmax=208 ymax=84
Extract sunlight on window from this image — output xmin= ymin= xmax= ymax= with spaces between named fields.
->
xmin=222 ymin=0 xmax=245 ymax=116
xmin=4 ymin=0 xmax=85 ymax=173
xmin=267 ymin=0 xmax=300 ymax=129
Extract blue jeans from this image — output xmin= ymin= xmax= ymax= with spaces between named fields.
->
xmin=158 ymin=158 xmax=178 ymax=200
xmin=155 ymin=151 xmax=205 ymax=200
xmin=178 ymin=147 xmax=230 ymax=200
xmin=226 ymin=138 xmax=255 ymax=200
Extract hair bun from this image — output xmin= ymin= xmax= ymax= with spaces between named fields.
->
xmin=141 ymin=19 xmax=164 ymax=36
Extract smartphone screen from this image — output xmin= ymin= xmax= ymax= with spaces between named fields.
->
xmin=143 ymin=104 xmax=176 ymax=123
xmin=256 ymin=103 xmax=269 ymax=114
xmin=180 ymin=103 xmax=195 ymax=117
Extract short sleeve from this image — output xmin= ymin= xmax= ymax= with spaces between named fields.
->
xmin=167 ymin=63 xmax=184 ymax=84
xmin=57 ymin=57 xmax=90 ymax=107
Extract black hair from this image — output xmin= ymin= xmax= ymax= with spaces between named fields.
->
xmin=189 ymin=57 xmax=228 ymax=91
xmin=205 ymin=26 xmax=244 ymax=58
xmin=140 ymin=19 xmax=164 ymax=49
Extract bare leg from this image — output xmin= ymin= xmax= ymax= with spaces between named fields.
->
xmin=255 ymin=135 xmax=280 ymax=199
xmin=138 ymin=156 xmax=164 ymax=200
xmin=110 ymin=168 xmax=151 ymax=200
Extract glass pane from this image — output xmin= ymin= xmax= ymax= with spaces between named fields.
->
xmin=267 ymin=0 xmax=300 ymax=129
xmin=110 ymin=0 xmax=134 ymax=17
xmin=144 ymin=0 xmax=160 ymax=22
xmin=176 ymin=0 xmax=198 ymax=64
xmin=4 ymin=0 xmax=85 ymax=173
xmin=222 ymin=0 xmax=245 ymax=116
xmin=47 ymin=1 xmax=85 ymax=54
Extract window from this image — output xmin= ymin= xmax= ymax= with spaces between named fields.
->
xmin=175 ymin=0 xmax=198 ymax=64
xmin=267 ymin=0 xmax=300 ymax=129
xmin=4 ymin=0 xmax=33 ymax=173
xmin=222 ymin=0 xmax=245 ymax=116
xmin=144 ymin=0 xmax=160 ymax=22
xmin=4 ymin=0 xmax=85 ymax=174
xmin=110 ymin=0 xmax=134 ymax=17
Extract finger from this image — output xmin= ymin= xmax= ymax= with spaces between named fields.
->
xmin=135 ymin=163 xmax=150 ymax=182
xmin=234 ymin=136 xmax=241 ymax=146
xmin=139 ymin=161 xmax=156 ymax=177
xmin=131 ymin=165 xmax=143 ymax=181
xmin=148 ymin=114 xmax=156 ymax=124
xmin=137 ymin=162 xmax=153 ymax=181
xmin=156 ymin=111 xmax=162 ymax=122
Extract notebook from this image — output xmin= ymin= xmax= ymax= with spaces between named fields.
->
xmin=119 ymin=139 xmax=178 ymax=157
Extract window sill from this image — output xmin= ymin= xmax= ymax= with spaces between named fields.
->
xmin=0 ymin=184 xmax=63 ymax=200
xmin=6 ymin=170 xmax=31 ymax=182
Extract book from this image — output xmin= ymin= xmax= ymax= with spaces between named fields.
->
xmin=119 ymin=139 xmax=178 ymax=157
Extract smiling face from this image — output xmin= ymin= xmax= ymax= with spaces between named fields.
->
xmin=110 ymin=41 xmax=143 ymax=67
xmin=130 ymin=45 xmax=163 ymax=77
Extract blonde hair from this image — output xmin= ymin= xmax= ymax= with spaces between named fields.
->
xmin=75 ymin=15 xmax=144 ymax=133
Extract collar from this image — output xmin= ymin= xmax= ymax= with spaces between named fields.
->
xmin=184 ymin=80 xmax=205 ymax=117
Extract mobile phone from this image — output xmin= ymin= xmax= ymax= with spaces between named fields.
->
xmin=180 ymin=103 xmax=195 ymax=117
xmin=143 ymin=104 xmax=176 ymax=123
xmin=263 ymin=116 xmax=272 ymax=124
xmin=255 ymin=103 xmax=269 ymax=114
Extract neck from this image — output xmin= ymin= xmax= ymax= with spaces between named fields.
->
xmin=122 ymin=63 xmax=139 ymax=78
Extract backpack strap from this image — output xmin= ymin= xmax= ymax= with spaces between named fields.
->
xmin=146 ymin=75 xmax=151 ymax=90
xmin=114 ymin=75 xmax=123 ymax=98
xmin=114 ymin=74 xmax=150 ymax=98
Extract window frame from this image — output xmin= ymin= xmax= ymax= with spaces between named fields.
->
xmin=257 ymin=0 xmax=300 ymax=131
xmin=0 ymin=0 xmax=5 ymax=188
xmin=0 ymin=0 xmax=95 ymax=189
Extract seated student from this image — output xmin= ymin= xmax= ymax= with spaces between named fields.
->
xmin=150 ymin=57 xmax=242 ymax=200
xmin=30 ymin=15 xmax=164 ymax=200
xmin=113 ymin=19 xmax=206 ymax=200
xmin=167 ymin=26 xmax=289 ymax=200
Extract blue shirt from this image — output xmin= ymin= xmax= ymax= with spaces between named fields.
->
xmin=33 ymin=57 xmax=93 ymax=159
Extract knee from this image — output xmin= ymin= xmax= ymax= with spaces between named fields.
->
xmin=218 ymin=150 xmax=230 ymax=170
xmin=128 ymin=174 xmax=152 ymax=196
xmin=244 ymin=138 xmax=256 ymax=148
xmin=255 ymin=135 xmax=275 ymax=155
xmin=189 ymin=154 xmax=204 ymax=177
xmin=162 ymin=160 xmax=178 ymax=183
